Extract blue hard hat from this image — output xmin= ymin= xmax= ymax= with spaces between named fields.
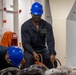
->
xmin=30 ymin=2 xmax=43 ymax=15
xmin=8 ymin=46 xmax=24 ymax=67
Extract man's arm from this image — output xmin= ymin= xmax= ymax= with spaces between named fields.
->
xmin=21 ymin=24 xmax=34 ymax=54
xmin=46 ymin=24 xmax=56 ymax=55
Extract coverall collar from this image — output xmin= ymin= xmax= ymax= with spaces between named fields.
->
xmin=29 ymin=18 xmax=44 ymax=32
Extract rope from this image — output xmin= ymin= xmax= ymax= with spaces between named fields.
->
xmin=38 ymin=54 xmax=43 ymax=63
xmin=35 ymin=54 xmax=43 ymax=63
xmin=52 ymin=58 xmax=62 ymax=68
xmin=35 ymin=54 xmax=62 ymax=68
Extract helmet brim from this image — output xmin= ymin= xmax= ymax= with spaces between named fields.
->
xmin=31 ymin=11 xmax=43 ymax=15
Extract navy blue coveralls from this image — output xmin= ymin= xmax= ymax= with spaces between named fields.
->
xmin=21 ymin=18 xmax=56 ymax=69
xmin=0 ymin=46 xmax=13 ymax=70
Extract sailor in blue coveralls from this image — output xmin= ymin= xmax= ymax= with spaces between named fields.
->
xmin=21 ymin=2 xmax=56 ymax=69
xmin=0 ymin=46 xmax=24 ymax=70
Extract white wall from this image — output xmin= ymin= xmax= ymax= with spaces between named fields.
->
xmin=67 ymin=1 xmax=76 ymax=21
xmin=2 ymin=0 xmax=14 ymax=33
xmin=0 ymin=0 xmax=2 ymax=26
xmin=49 ymin=0 xmax=75 ymax=65
xmin=0 ymin=0 xmax=3 ymax=39
xmin=66 ymin=20 xmax=76 ymax=67
xmin=44 ymin=0 xmax=52 ymax=24
xmin=66 ymin=1 xmax=76 ymax=67
xmin=18 ymin=0 xmax=34 ymax=43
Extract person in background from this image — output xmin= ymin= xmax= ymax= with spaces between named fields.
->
xmin=21 ymin=2 xmax=56 ymax=69
xmin=0 ymin=46 xmax=24 ymax=70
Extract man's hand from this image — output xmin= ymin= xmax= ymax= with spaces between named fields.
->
xmin=33 ymin=52 xmax=39 ymax=61
xmin=50 ymin=54 xmax=56 ymax=62
xmin=19 ymin=58 xmax=26 ymax=69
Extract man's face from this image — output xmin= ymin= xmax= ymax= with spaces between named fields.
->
xmin=5 ymin=52 xmax=12 ymax=65
xmin=32 ymin=14 xmax=42 ymax=23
